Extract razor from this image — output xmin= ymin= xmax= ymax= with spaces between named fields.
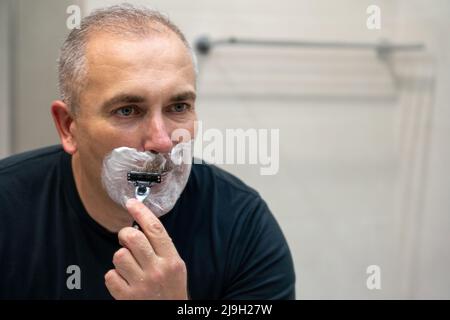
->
xmin=127 ymin=171 xmax=162 ymax=202
xmin=127 ymin=171 xmax=162 ymax=229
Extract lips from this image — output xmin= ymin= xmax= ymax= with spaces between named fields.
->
xmin=143 ymin=156 xmax=174 ymax=174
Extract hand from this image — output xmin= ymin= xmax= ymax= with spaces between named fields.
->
xmin=105 ymin=198 xmax=188 ymax=300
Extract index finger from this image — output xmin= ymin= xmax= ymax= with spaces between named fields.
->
xmin=126 ymin=198 xmax=178 ymax=258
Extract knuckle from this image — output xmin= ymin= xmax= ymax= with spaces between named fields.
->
xmin=113 ymin=248 xmax=128 ymax=264
xmin=150 ymin=269 xmax=165 ymax=283
xmin=151 ymin=222 xmax=164 ymax=233
xmin=169 ymin=259 xmax=186 ymax=273
xmin=126 ymin=230 xmax=140 ymax=244
xmin=119 ymin=227 xmax=139 ymax=246
xmin=145 ymin=221 xmax=165 ymax=237
xmin=104 ymin=270 xmax=130 ymax=300
xmin=104 ymin=270 xmax=115 ymax=283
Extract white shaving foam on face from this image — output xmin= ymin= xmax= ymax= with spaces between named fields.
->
xmin=101 ymin=141 xmax=192 ymax=217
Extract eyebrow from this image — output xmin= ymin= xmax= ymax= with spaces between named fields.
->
xmin=101 ymin=94 xmax=146 ymax=111
xmin=169 ymin=91 xmax=197 ymax=103
xmin=100 ymin=90 xmax=196 ymax=111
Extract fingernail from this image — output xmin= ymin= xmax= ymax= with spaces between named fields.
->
xmin=126 ymin=198 xmax=138 ymax=208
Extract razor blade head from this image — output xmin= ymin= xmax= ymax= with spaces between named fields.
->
xmin=127 ymin=171 xmax=162 ymax=184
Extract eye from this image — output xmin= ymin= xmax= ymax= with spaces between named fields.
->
xmin=170 ymin=103 xmax=190 ymax=113
xmin=114 ymin=106 xmax=140 ymax=117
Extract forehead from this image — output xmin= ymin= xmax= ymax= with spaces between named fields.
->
xmin=83 ymin=29 xmax=195 ymax=92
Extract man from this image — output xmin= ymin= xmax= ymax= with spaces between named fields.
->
xmin=0 ymin=4 xmax=295 ymax=299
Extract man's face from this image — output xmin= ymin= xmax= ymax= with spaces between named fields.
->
xmin=71 ymin=30 xmax=197 ymax=191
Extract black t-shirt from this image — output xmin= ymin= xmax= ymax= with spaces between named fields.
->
xmin=0 ymin=145 xmax=295 ymax=299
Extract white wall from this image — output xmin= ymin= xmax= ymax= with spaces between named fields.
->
xmin=0 ymin=0 xmax=11 ymax=158
xmin=10 ymin=0 xmax=81 ymax=154
xmin=393 ymin=0 xmax=450 ymax=299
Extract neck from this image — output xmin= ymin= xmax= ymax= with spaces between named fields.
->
xmin=71 ymin=154 xmax=133 ymax=233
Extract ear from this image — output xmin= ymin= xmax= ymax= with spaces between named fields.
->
xmin=51 ymin=100 xmax=78 ymax=155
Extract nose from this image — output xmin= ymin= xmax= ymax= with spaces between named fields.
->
xmin=141 ymin=113 xmax=173 ymax=154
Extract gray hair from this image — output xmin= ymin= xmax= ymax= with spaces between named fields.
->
xmin=58 ymin=3 xmax=198 ymax=114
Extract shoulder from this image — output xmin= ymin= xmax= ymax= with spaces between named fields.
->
xmin=186 ymin=160 xmax=274 ymax=238
xmin=0 ymin=145 xmax=63 ymax=173
xmin=187 ymin=161 xmax=268 ymax=221
xmin=187 ymin=162 xmax=295 ymax=299
xmin=181 ymin=161 xmax=273 ymax=244
xmin=0 ymin=145 xmax=64 ymax=200
xmin=189 ymin=160 xmax=260 ymax=200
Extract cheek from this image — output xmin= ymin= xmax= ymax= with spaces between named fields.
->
xmin=188 ymin=116 xmax=198 ymax=140
xmin=84 ymin=120 xmax=142 ymax=150
xmin=168 ymin=119 xmax=196 ymax=142
xmin=76 ymin=124 xmax=111 ymax=165
xmin=75 ymin=121 xmax=131 ymax=171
